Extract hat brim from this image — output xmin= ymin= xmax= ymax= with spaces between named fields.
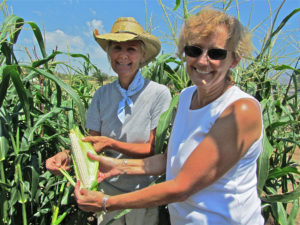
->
xmin=93 ymin=30 xmax=161 ymax=67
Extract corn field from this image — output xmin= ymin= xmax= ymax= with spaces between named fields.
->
xmin=0 ymin=0 xmax=299 ymax=225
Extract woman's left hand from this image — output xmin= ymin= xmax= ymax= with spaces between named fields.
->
xmin=74 ymin=180 xmax=105 ymax=212
xmin=87 ymin=152 xmax=125 ymax=183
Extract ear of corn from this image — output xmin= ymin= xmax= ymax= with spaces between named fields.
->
xmin=69 ymin=126 xmax=99 ymax=190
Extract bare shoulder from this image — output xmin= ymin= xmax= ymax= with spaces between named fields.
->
xmin=232 ymin=98 xmax=261 ymax=120
xmin=221 ymin=98 xmax=261 ymax=118
xmin=210 ymin=98 xmax=263 ymax=157
xmin=221 ymin=98 xmax=262 ymax=136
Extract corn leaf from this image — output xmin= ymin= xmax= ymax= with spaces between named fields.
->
xmin=261 ymin=185 xmax=300 ymax=203
xmin=154 ymin=95 xmax=179 ymax=154
xmin=2 ymin=65 xmax=31 ymax=126
xmin=27 ymin=21 xmax=47 ymax=58
xmin=59 ymin=168 xmax=76 ymax=187
xmin=22 ymin=65 xmax=87 ymax=127
xmin=257 ymin=130 xmax=273 ymax=195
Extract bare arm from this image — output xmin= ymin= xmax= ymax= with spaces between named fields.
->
xmin=75 ymin=99 xmax=262 ymax=212
xmin=88 ymin=150 xmax=167 ymax=182
xmin=84 ymin=129 xmax=156 ymax=158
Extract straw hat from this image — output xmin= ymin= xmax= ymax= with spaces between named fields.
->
xmin=93 ymin=17 xmax=161 ymax=67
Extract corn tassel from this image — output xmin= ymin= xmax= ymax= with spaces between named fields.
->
xmin=69 ymin=126 xmax=99 ymax=190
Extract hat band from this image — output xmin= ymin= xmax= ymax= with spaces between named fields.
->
xmin=116 ymin=31 xmax=138 ymax=35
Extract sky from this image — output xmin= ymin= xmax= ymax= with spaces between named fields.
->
xmin=2 ymin=0 xmax=300 ymax=76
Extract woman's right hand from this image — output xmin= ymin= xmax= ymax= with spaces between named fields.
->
xmin=82 ymin=136 xmax=114 ymax=153
xmin=46 ymin=150 xmax=71 ymax=176
xmin=87 ymin=152 xmax=125 ymax=183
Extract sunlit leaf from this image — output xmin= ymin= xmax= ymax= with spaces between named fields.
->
xmin=261 ymin=185 xmax=300 ymax=203
xmin=257 ymin=131 xmax=273 ymax=195
xmin=155 ymin=95 xmax=179 ymax=154
xmin=27 ymin=22 xmax=47 ymax=58
xmin=268 ymin=167 xmax=300 ymax=179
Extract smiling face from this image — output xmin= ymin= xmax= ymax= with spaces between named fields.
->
xmin=108 ymin=40 xmax=145 ymax=88
xmin=186 ymin=26 xmax=240 ymax=93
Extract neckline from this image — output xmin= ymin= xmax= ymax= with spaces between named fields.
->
xmin=189 ymin=85 xmax=235 ymax=111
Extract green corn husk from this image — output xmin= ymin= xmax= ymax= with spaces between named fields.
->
xmin=60 ymin=126 xmax=99 ymax=190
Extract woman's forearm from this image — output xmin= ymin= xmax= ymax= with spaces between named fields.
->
xmin=119 ymin=152 xmax=167 ymax=176
xmin=110 ymin=140 xmax=153 ymax=157
xmin=87 ymin=129 xmax=156 ymax=158
xmin=94 ymin=152 xmax=167 ymax=182
xmin=106 ymin=178 xmax=187 ymax=211
xmin=104 ymin=151 xmax=182 ymax=211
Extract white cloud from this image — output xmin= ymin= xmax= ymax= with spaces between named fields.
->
xmin=44 ymin=29 xmax=84 ymax=53
xmin=17 ymin=25 xmax=116 ymax=75
xmin=90 ymin=8 xmax=97 ymax=16
xmin=85 ymin=19 xmax=105 ymax=37
xmin=44 ymin=29 xmax=115 ymax=75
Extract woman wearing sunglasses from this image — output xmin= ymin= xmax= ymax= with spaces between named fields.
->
xmin=74 ymin=7 xmax=264 ymax=225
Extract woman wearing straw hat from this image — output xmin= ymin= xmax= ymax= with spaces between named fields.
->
xmin=74 ymin=8 xmax=264 ymax=225
xmin=46 ymin=17 xmax=171 ymax=225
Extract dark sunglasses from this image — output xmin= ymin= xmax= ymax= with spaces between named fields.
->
xmin=184 ymin=45 xmax=228 ymax=60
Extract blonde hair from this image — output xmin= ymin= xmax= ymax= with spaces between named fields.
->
xmin=177 ymin=7 xmax=253 ymax=59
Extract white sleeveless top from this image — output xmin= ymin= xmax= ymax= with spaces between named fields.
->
xmin=166 ymin=85 xmax=264 ymax=225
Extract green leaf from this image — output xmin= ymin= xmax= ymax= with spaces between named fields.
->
xmin=59 ymin=169 xmax=75 ymax=187
xmin=0 ymin=14 xmax=24 ymax=42
xmin=0 ymin=65 xmax=10 ymax=108
xmin=268 ymin=167 xmax=300 ymax=179
xmin=257 ymin=8 xmax=300 ymax=60
xmin=272 ymin=202 xmax=288 ymax=225
xmin=0 ymin=136 xmax=8 ymax=161
xmin=287 ymin=199 xmax=299 ymax=225
xmin=2 ymin=65 xmax=31 ymax=126
xmin=155 ymin=95 xmax=179 ymax=154
xmin=272 ymin=64 xmax=300 ymax=74
xmin=261 ymin=185 xmax=300 ymax=203
xmin=27 ymin=22 xmax=47 ymax=58
xmin=10 ymin=16 xmax=24 ymax=44
xmin=25 ymin=107 xmax=62 ymax=142
xmin=22 ymin=65 xmax=86 ymax=127
xmin=30 ymin=154 xmax=40 ymax=202
xmin=106 ymin=209 xmax=132 ymax=225
xmin=173 ymin=0 xmax=181 ymax=10
xmin=61 ymin=185 xmax=71 ymax=206
xmin=32 ymin=51 xmax=57 ymax=68
xmin=53 ymin=211 xmax=68 ymax=225
xmin=0 ymin=183 xmax=9 ymax=224
xmin=9 ymin=185 xmax=20 ymax=207
xmin=257 ymin=130 xmax=273 ymax=195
